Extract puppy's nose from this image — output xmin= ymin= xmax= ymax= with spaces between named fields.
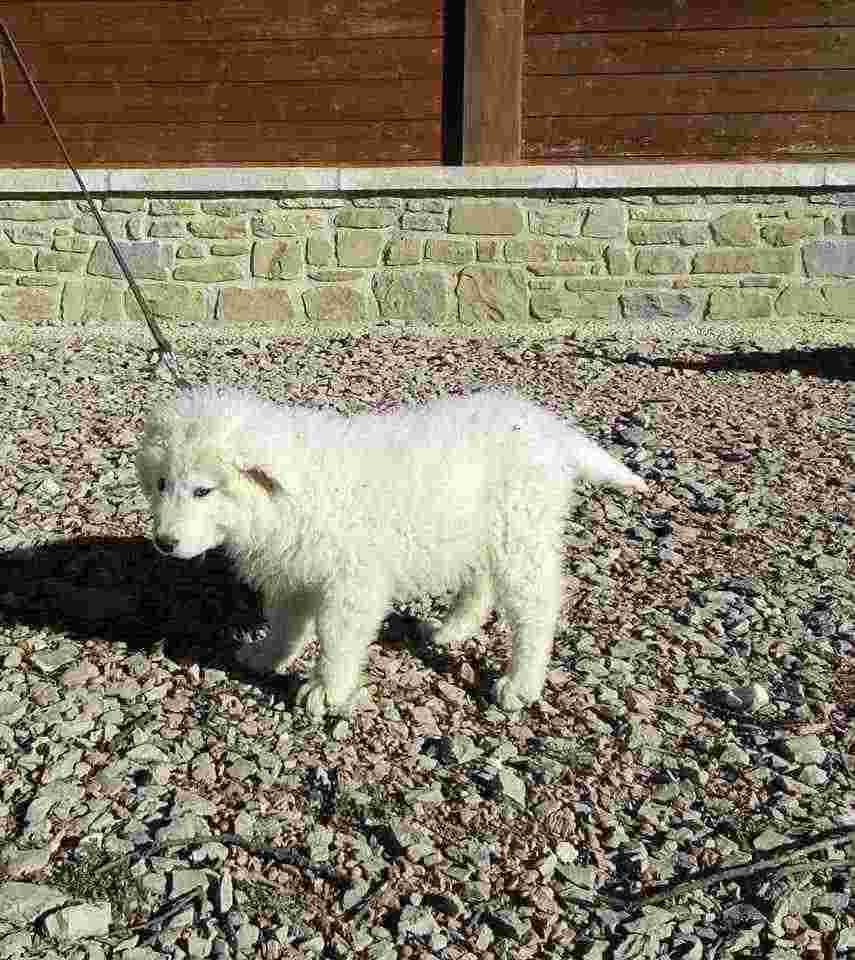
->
xmin=154 ymin=535 xmax=178 ymax=555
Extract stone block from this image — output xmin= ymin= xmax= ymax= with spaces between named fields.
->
xmin=530 ymin=290 xmax=619 ymax=321
xmin=711 ymin=211 xmax=756 ymax=246
xmin=606 ymin=245 xmax=632 ymax=275
xmin=126 ymin=282 xmax=213 ymax=327
xmin=0 ymin=200 xmax=74 ymax=220
xmin=528 ymin=263 xmax=588 ymax=277
xmin=303 ymin=285 xmax=368 ymax=325
xmin=565 ymin=278 xmax=625 ymax=291
xmin=621 ymin=291 xmax=694 ymax=322
xmin=308 ymin=233 xmax=336 ymax=266
xmin=337 ymin=230 xmax=384 ymax=267
xmin=802 ymin=239 xmax=855 ymax=277
xmin=635 ymin=250 xmax=687 ymax=274
xmin=777 ymin=285 xmax=855 ymax=317
xmin=449 ymin=204 xmax=523 ymax=236
xmin=0 ymin=247 xmax=35 ymax=271
xmin=373 ymin=271 xmax=449 ymax=323
xmin=210 ymin=242 xmax=250 ymax=257
xmin=188 ymin=216 xmax=248 ymax=240
xmin=760 ymin=220 xmax=822 ymax=246
xmin=252 ymin=211 xmax=328 ymax=237
xmin=127 ymin=214 xmax=148 ymax=241
xmin=151 ymin=199 xmax=200 ymax=216
xmin=456 ymin=266 xmax=527 ymax=324
xmin=407 ymin=198 xmax=447 ymax=214
xmin=401 ymin=212 xmax=446 ymax=231
xmin=216 ymin=286 xmax=296 ymax=326
xmin=706 ymin=289 xmax=772 ymax=320
xmin=529 ymin=207 xmax=582 ymax=237
xmin=0 ymin=286 xmax=60 ymax=323
xmin=477 ymin=239 xmax=500 ymax=262
xmin=844 ymin=211 xmax=855 ymax=234
xmin=335 ymin=209 xmax=397 ymax=228
xmin=252 ymin=239 xmax=303 ymax=280
xmin=36 ymin=251 xmax=86 ymax=273
xmin=73 ymin=213 xmax=128 ymax=237
xmin=173 ymin=261 xmax=244 ymax=282
xmin=103 ymin=198 xmax=147 ymax=213
xmin=309 ymin=270 xmax=363 ymax=282
xmin=201 ymin=199 xmax=274 ymax=216
xmin=629 ymin=205 xmax=707 ymax=221
xmin=176 ymin=242 xmax=206 ymax=259
xmin=582 ymin=204 xmax=625 ymax=239
xmin=425 ymin=238 xmax=474 ymax=264
xmin=149 ymin=218 xmax=188 ymax=238
xmin=62 ymin=279 xmax=126 ymax=324
xmin=384 ymin=236 xmax=422 ymax=265
xmin=6 ymin=224 xmax=51 ymax=245
xmin=504 ymin=238 xmax=552 ymax=262
xmin=54 ymin=234 xmax=93 ymax=254
xmin=88 ymin=240 xmax=173 ymax=280
xmin=692 ymin=249 xmax=795 ymax=274
xmin=629 ymin=222 xmax=709 ymax=245
xmin=557 ymin=240 xmax=602 ymax=262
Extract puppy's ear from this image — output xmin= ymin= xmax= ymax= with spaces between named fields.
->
xmin=240 ymin=466 xmax=282 ymax=496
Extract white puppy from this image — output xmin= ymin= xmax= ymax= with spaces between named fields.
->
xmin=137 ymin=385 xmax=646 ymax=719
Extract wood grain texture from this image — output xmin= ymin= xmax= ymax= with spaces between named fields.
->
xmin=525 ymin=113 xmax=855 ymax=161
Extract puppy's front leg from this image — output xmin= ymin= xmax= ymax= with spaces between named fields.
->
xmin=296 ymin=584 xmax=388 ymax=720
xmin=237 ymin=590 xmax=317 ymax=675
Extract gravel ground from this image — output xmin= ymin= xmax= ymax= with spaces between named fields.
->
xmin=0 ymin=329 xmax=853 ymax=960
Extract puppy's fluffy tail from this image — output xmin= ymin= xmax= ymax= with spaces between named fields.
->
xmin=567 ymin=429 xmax=648 ymax=494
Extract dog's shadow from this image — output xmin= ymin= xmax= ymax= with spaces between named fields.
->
xmin=0 ymin=536 xmax=466 ymax=694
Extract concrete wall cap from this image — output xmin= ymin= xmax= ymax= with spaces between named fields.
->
xmin=1 ymin=163 xmax=850 ymax=195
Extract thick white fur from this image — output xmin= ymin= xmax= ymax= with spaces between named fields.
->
xmin=137 ymin=385 xmax=647 ymax=719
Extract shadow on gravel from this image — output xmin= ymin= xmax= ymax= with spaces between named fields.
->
xmin=0 ymin=536 xmax=460 ymax=685
xmin=620 ymin=343 xmax=855 ymax=381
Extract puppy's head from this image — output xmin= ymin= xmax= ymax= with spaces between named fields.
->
xmin=136 ymin=389 xmax=283 ymax=559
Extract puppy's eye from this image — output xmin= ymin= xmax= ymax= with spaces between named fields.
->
xmin=193 ymin=487 xmax=213 ymax=499
xmin=157 ymin=478 xmax=166 ymax=493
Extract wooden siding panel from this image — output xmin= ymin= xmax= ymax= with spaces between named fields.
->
xmin=0 ymin=120 xmax=443 ymax=166
xmin=5 ymin=79 xmax=441 ymax=125
xmin=1 ymin=1 xmax=443 ymax=43
xmin=527 ymin=29 xmax=855 ymax=75
xmin=527 ymin=1 xmax=855 ymax=33
xmin=525 ymin=113 xmax=855 ymax=161
xmin=525 ymin=72 xmax=855 ymax=118
xmin=6 ymin=38 xmax=442 ymax=84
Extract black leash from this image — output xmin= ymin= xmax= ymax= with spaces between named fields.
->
xmin=0 ymin=21 xmax=191 ymax=389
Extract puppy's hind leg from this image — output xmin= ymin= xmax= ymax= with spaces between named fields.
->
xmin=237 ymin=590 xmax=317 ymax=675
xmin=297 ymin=583 xmax=389 ymax=720
xmin=492 ymin=548 xmax=562 ymax=712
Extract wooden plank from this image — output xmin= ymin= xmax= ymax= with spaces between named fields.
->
xmin=527 ymin=0 xmax=855 ymax=33
xmin=525 ymin=71 xmax=855 ymax=118
xmin=527 ymin=28 xmax=855 ymax=75
xmin=4 ymin=38 xmax=441 ymax=84
xmin=463 ymin=0 xmax=524 ymax=163
xmin=0 ymin=0 xmax=443 ymax=44
xmin=0 ymin=120 xmax=443 ymax=166
xmin=524 ymin=113 xmax=855 ymax=161
xmin=4 ymin=78 xmax=441 ymax=124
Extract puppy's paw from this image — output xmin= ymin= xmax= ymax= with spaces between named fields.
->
xmin=492 ymin=676 xmax=537 ymax=712
xmin=295 ymin=681 xmax=330 ymax=721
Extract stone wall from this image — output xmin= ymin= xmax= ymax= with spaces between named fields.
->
xmin=0 ymin=190 xmax=854 ymax=331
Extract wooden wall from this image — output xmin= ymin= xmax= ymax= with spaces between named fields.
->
xmin=525 ymin=1 xmax=855 ymax=162
xmin=0 ymin=1 xmax=853 ymax=166
xmin=0 ymin=1 xmax=444 ymax=166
